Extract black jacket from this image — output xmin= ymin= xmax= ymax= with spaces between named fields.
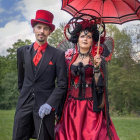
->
xmin=16 ymin=43 xmax=68 ymax=138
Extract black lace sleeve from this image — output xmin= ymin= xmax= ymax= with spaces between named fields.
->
xmin=55 ymin=91 xmax=67 ymax=122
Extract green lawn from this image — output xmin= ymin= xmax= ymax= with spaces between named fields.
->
xmin=112 ymin=117 xmax=140 ymax=140
xmin=0 ymin=110 xmax=140 ymax=140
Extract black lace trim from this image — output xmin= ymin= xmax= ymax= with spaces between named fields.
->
xmin=68 ymin=95 xmax=93 ymax=100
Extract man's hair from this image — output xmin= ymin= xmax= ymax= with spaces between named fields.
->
xmin=33 ymin=22 xmax=51 ymax=31
xmin=33 ymin=22 xmax=38 ymax=27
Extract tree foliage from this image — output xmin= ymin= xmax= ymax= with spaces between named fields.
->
xmin=106 ymin=24 xmax=140 ymax=115
xmin=0 ymin=72 xmax=19 ymax=109
xmin=0 ymin=39 xmax=32 ymax=109
xmin=48 ymin=22 xmax=66 ymax=47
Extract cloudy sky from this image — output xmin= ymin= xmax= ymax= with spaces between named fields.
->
xmin=0 ymin=0 xmax=73 ymax=56
xmin=0 ymin=0 xmax=139 ymax=56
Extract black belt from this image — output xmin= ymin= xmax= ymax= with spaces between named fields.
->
xmin=71 ymin=82 xmax=92 ymax=89
xmin=68 ymin=95 xmax=93 ymax=100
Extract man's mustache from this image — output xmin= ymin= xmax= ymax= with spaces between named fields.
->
xmin=38 ymin=34 xmax=45 ymax=37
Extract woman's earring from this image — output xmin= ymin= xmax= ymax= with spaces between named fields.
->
xmin=77 ymin=43 xmax=80 ymax=52
xmin=89 ymin=46 xmax=92 ymax=53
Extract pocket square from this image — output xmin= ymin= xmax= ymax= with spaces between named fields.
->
xmin=49 ymin=61 xmax=53 ymax=65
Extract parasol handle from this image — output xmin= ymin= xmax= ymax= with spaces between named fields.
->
xmin=97 ymin=41 xmax=100 ymax=55
xmin=94 ymin=40 xmax=100 ymax=65
xmin=97 ymin=0 xmax=104 ymax=56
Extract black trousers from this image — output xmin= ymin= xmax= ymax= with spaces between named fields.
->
xmin=12 ymin=93 xmax=53 ymax=140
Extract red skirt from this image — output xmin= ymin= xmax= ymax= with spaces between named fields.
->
xmin=55 ymin=98 xmax=120 ymax=140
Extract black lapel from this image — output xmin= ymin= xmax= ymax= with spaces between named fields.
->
xmin=34 ymin=44 xmax=54 ymax=81
xmin=24 ymin=44 xmax=34 ymax=81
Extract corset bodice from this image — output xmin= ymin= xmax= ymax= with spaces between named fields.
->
xmin=69 ymin=62 xmax=94 ymax=100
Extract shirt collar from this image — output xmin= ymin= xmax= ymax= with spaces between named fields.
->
xmin=34 ymin=41 xmax=48 ymax=53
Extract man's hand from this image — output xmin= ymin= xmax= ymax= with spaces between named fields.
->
xmin=39 ymin=103 xmax=52 ymax=118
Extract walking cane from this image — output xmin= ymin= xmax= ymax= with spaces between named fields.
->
xmin=37 ymin=118 xmax=43 ymax=140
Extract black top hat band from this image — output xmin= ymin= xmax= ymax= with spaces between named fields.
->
xmin=37 ymin=18 xmax=50 ymax=23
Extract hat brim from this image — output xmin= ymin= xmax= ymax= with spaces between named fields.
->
xmin=31 ymin=19 xmax=55 ymax=32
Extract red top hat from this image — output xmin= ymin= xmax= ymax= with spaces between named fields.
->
xmin=31 ymin=10 xmax=55 ymax=32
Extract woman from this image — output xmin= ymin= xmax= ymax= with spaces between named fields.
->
xmin=55 ymin=16 xmax=120 ymax=140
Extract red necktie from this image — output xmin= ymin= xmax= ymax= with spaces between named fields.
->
xmin=33 ymin=42 xmax=47 ymax=66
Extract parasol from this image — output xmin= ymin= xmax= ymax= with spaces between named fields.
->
xmin=61 ymin=0 xmax=140 ymax=55
xmin=61 ymin=0 xmax=140 ymax=24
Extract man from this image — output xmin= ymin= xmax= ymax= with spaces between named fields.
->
xmin=12 ymin=10 xmax=67 ymax=140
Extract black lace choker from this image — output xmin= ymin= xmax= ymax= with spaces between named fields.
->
xmin=79 ymin=51 xmax=90 ymax=59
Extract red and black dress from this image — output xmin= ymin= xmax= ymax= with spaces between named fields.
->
xmin=55 ymin=59 xmax=120 ymax=140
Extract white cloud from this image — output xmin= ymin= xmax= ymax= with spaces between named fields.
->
xmin=116 ymin=20 xmax=140 ymax=30
xmin=0 ymin=20 xmax=34 ymax=56
xmin=14 ymin=0 xmax=72 ymax=27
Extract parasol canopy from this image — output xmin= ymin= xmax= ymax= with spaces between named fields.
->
xmin=61 ymin=0 xmax=140 ymax=24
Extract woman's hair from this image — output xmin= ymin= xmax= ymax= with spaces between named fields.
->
xmin=69 ymin=20 xmax=99 ymax=44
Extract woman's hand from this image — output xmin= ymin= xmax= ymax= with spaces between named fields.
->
xmin=94 ymin=54 xmax=102 ymax=68
xmin=55 ymin=115 xmax=59 ymax=123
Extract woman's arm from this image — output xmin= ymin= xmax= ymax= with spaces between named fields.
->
xmin=94 ymin=54 xmax=102 ymax=85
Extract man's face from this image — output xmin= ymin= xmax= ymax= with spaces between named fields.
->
xmin=33 ymin=23 xmax=51 ymax=44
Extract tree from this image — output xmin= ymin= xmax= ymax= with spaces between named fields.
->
xmin=0 ymin=39 xmax=32 ymax=109
xmin=106 ymin=24 xmax=140 ymax=115
xmin=0 ymin=72 xmax=19 ymax=109
xmin=6 ymin=39 xmax=32 ymax=72
xmin=48 ymin=22 xmax=66 ymax=47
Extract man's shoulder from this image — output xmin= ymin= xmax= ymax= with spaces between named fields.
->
xmin=49 ymin=44 xmax=64 ymax=54
xmin=17 ymin=44 xmax=32 ymax=52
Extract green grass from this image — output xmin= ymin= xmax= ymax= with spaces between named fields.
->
xmin=112 ymin=117 xmax=140 ymax=140
xmin=0 ymin=110 xmax=140 ymax=140
xmin=0 ymin=110 xmax=15 ymax=140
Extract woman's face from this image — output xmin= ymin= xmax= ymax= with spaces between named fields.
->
xmin=78 ymin=31 xmax=93 ymax=51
